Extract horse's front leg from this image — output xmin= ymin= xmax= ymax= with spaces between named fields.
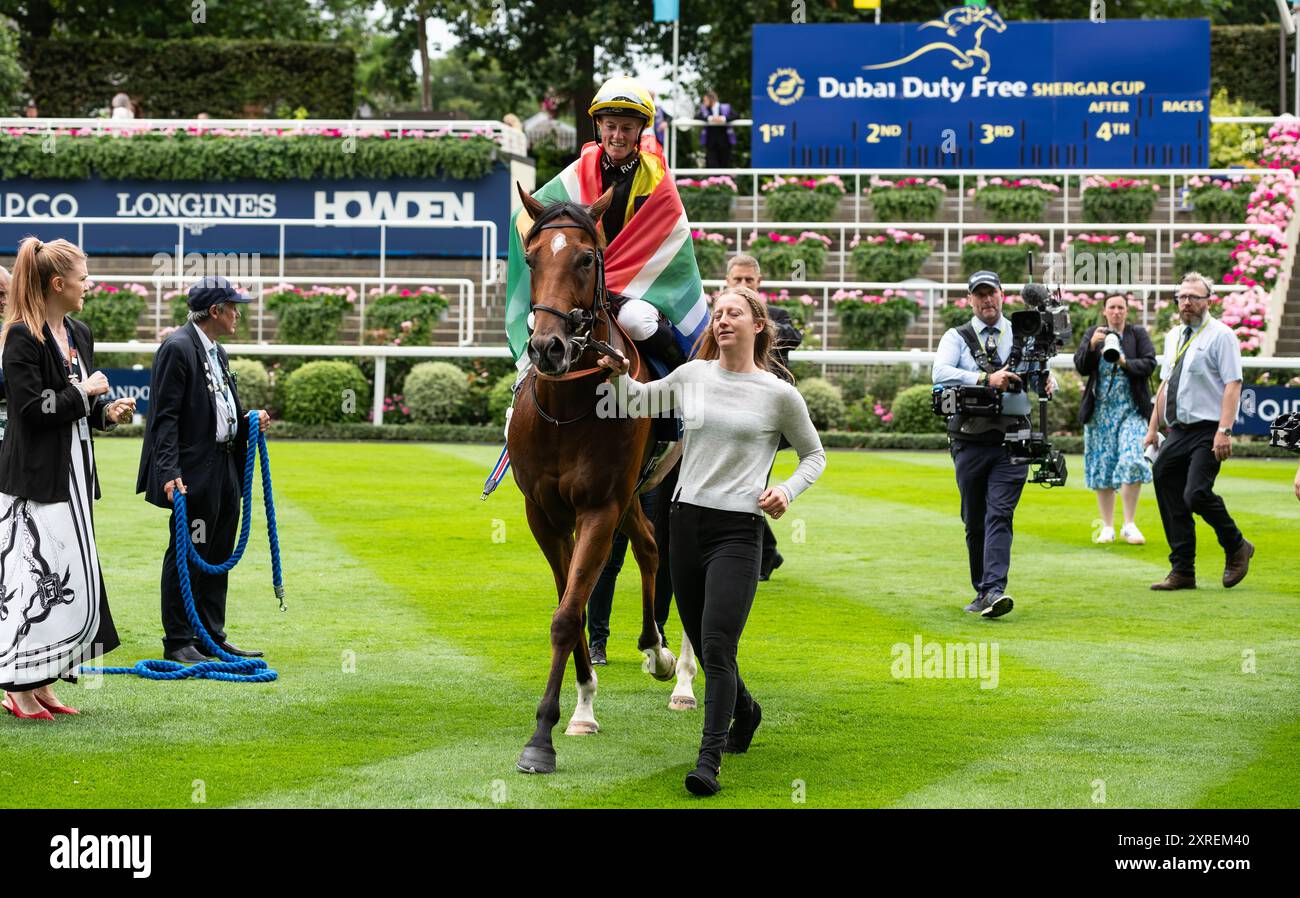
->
xmin=518 ymin=503 xmax=619 ymax=773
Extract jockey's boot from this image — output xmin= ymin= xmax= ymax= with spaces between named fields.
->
xmin=638 ymin=317 xmax=688 ymax=371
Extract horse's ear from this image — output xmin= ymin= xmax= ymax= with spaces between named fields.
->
xmin=588 ymin=187 xmax=615 ymax=224
xmin=517 ymin=182 xmax=546 ymax=219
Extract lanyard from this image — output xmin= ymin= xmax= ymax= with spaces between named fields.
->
xmin=1171 ymin=320 xmax=1209 ymax=369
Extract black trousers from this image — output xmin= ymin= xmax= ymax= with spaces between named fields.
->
xmin=161 ymin=450 xmax=240 ymax=653
xmin=1152 ymin=422 xmax=1244 ymax=576
xmin=704 ymin=141 xmax=732 ymax=168
xmin=587 ymin=463 xmax=678 ymax=647
xmin=669 ymin=500 xmax=763 ymax=771
xmin=952 ymin=440 xmax=1027 ymax=596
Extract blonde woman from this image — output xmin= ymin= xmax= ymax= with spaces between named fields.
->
xmin=598 ymin=286 xmax=826 ymax=796
xmin=0 ymin=237 xmax=134 ymax=719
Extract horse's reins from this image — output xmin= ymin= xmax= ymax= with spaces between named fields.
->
xmin=524 ymin=207 xmax=642 ymax=425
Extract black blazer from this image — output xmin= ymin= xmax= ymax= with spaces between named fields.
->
xmin=136 ymin=322 xmax=248 ymax=509
xmin=0 ymin=318 xmax=112 ymax=503
xmin=1073 ymin=323 xmax=1157 ymax=426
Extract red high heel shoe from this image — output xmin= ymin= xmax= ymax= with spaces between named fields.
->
xmin=2 ymin=695 xmax=56 ymax=721
xmin=35 ymin=696 xmax=80 ymax=715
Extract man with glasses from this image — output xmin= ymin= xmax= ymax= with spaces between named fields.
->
xmin=1144 ymin=272 xmax=1253 ymax=591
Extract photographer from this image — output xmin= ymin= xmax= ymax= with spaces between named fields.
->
xmin=933 ymin=271 xmax=1055 ymax=619
xmin=1073 ymin=295 xmax=1157 ymax=545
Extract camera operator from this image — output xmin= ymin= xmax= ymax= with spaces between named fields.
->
xmin=1144 ymin=273 xmax=1253 ymax=591
xmin=1073 ymin=295 xmax=1157 ymax=545
xmin=932 ymin=271 xmax=1055 ymax=618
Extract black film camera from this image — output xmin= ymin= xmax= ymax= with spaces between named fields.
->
xmin=1004 ymin=275 xmax=1071 ymax=486
xmin=1270 ymin=412 xmax=1300 ymax=453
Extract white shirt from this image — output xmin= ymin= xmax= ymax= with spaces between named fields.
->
xmin=194 ymin=325 xmax=238 ymax=442
xmin=1159 ymin=313 xmax=1242 ymax=427
xmin=932 ymin=315 xmax=1017 ymax=386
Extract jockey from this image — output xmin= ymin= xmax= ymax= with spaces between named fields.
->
xmin=588 ymin=76 xmax=687 ymax=368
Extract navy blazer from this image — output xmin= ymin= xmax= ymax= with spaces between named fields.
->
xmin=136 ymin=322 xmax=248 ymax=510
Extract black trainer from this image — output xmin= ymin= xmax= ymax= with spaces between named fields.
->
xmin=723 ymin=700 xmax=762 ymax=754
xmin=981 ymin=590 xmax=1014 ymax=618
xmin=963 ymin=592 xmax=986 ymax=613
xmin=589 ymin=643 xmax=607 ymax=666
xmin=685 ymin=764 xmax=721 ymax=796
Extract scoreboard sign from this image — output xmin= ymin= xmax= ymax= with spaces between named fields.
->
xmin=752 ymin=8 xmax=1209 ymax=169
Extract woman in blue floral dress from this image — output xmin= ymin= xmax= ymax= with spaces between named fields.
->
xmin=1074 ymin=295 xmax=1158 ymax=545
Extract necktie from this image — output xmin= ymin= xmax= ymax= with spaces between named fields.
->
xmin=983 ymin=326 xmax=1002 ymax=368
xmin=210 ymin=347 xmax=235 ymax=439
xmin=1165 ymin=325 xmax=1194 ymax=425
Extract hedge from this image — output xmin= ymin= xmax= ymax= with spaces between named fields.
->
xmin=24 ymin=38 xmax=356 ymax=118
xmin=97 ymin=423 xmax=1297 ymax=457
xmin=0 ymin=131 xmax=500 ymax=182
xmin=279 ymin=360 xmax=370 ymax=426
xmin=1210 ymin=26 xmax=1289 ymax=116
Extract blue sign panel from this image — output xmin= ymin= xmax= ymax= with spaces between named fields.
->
xmin=752 ymin=9 xmax=1209 ymax=168
xmin=1235 ymin=386 xmax=1300 ymax=437
xmin=0 ymin=166 xmax=511 ymax=257
xmin=101 ymin=368 xmax=153 ymax=419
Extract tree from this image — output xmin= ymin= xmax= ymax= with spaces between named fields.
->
xmin=432 ymin=0 xmax=667 ymax=146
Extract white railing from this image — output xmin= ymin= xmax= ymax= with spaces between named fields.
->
xmin=84 ymin=273 xmax=481 ymax=346
xmin=92 ymin=343 xmax=1300 ymax=427
xmin=675 ymin=167 xmax=1285 ymax=228
xmin=0 ymin=214 xmax=499 ymax=295
xmin=0 ymin=117 xmax=529 ymax=157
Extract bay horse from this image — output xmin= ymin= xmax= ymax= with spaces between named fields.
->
xmin=509 ymin=183 xmax=680 ymax=775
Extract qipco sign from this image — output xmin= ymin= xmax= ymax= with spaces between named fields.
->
xmin=1235 ymin=386 xmax=1300 ymax=436
xmin=3 ymin=191 xmax=80 ymax=217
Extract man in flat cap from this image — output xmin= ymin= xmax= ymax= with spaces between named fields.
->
xmin=137 ymin=277 xmax=270 ymax=663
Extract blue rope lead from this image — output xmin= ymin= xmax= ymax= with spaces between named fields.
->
xmin=82 ymin=411 xmax=283 ymax=683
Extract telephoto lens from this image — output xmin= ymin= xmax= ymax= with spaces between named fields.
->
xmin=1102 ymin=331 xmax=1123 ymax=363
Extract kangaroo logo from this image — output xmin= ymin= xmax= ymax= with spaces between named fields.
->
xmin=863 ymin=5 xmax=1007 ymax=77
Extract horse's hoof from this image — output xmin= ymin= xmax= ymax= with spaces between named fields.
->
xmin=516 ymin=744 xmax=557 ymax=774
xmin=564 ymin=719 xmax=599 ymax=736
xmin=642 ymin=648 xmax=677 ymax=682
xmin=668 ymin=694 xmax=696 ymax=711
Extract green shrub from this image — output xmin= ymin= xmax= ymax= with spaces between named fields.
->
xmin=832 ymin=291 xmax=921 ymax=350
xmin=748 ymin=232 xmax=831 ymax=279
xmin=1045 ymin=371 xmax=1084 ymax=435
xmin=364 ymin=290 xmax=449 ymax=346
xmin=1188 ymin=178 xmax=1252 ymax=222
xmin=796 ymin=378 xmax=845 ymax=430
xmin=488 ymin=372 xmax=518 ymax=426
xmin=865 ymin=178 xmax=945 ymax=221
xmin=1210 ymin=26 xmax=1287 ymax=116
xmin=1172 ymin=238 xmax=1236 ymax=282
xmin=891 ymin=384 xmax=947 ymax=434
xmin=961 ymin=237 xmax=1043 ymax=284
xmin=403 ymin=361 xmax=470 ymax=424
xmin=72 ymin=284 xmax=147 ymax=341
xmin=1208 ymin=88 xmax=1270 ymax=167
xmin=850 ymin=235 xmax=931 ymax=281
xmin=678 ymin=176 xmax=738 ymax=222
xmin=1081 ymin=179 xmax=1160 ymax=223
xmin=761 ymin=176 xmax=845 ymax=222
xmin=974 ymin=181 xmax=1056 ymax=222
xmin=266 ymin=288 xmax=353 ymax=345
xmin=229 ymin=358 xmax=273 ymax=413
xmin=279 ymin=360 xmax=369 ymax=426
xmin=691 ymin=234 xmax=730 ymax=279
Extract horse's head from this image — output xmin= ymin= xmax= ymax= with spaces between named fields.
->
xmin=517 ymin=182 xmax=615 ymax=376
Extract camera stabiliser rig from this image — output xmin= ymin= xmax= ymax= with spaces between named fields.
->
xmin=1269 ymin=411 xmax=1300 ymax=453
xmin=932 ymin=254 xmax=1071 ymax=487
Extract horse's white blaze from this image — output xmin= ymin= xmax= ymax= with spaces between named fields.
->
xmin=549 ymin=232 xmax=568 ymax=256
xmin=566 ymin=669 xmax=598 ymax=735
xmin=669 ymin=634 xmax=698 ymax=710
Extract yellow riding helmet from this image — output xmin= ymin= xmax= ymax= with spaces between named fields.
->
xmin=588 ymin=77 xmax=655 ymax=124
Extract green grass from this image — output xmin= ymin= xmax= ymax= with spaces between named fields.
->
xmin=2 ymin=440 xmax=1297 ymax=809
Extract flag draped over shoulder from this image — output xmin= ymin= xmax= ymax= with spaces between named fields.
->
xmin=505 ymin=139 xmax=709 ymax=365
